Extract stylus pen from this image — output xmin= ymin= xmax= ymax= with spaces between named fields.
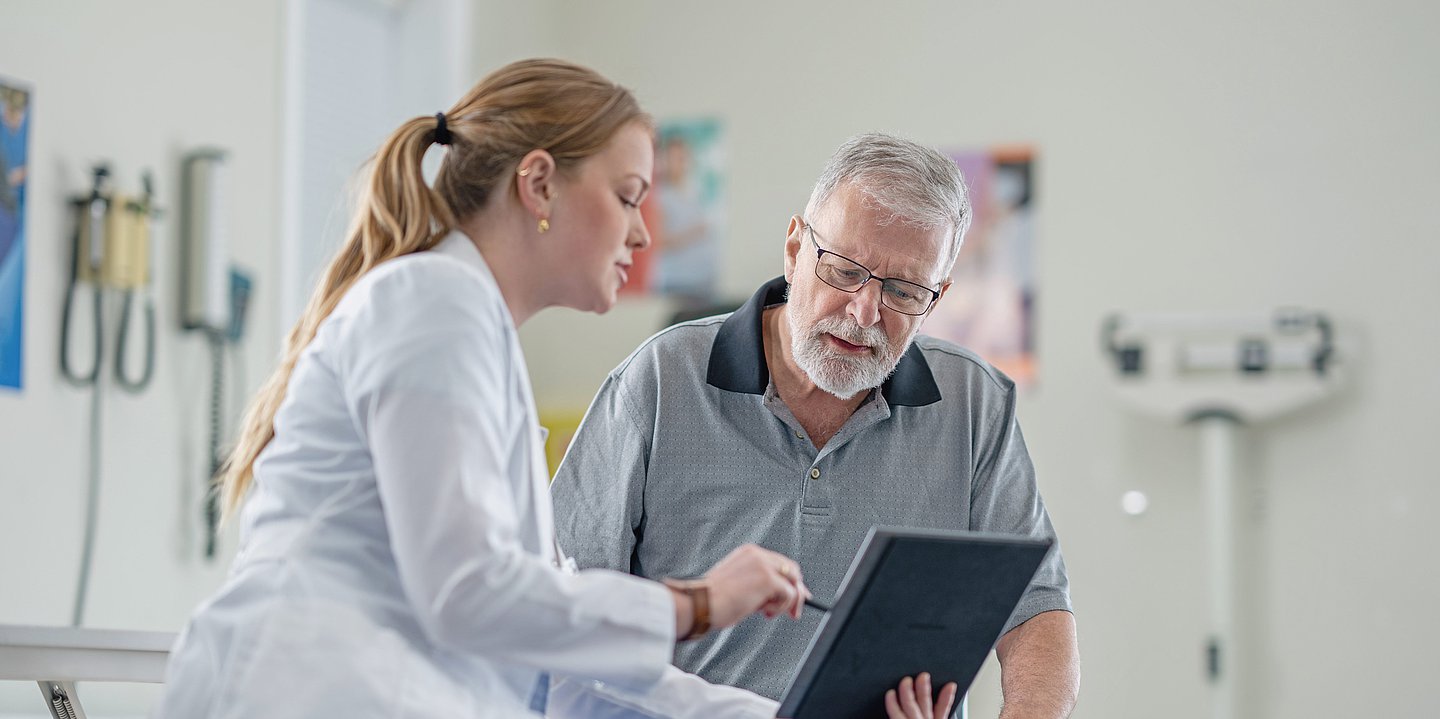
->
xmin=804 ymin=597 xmax=832 ymax=613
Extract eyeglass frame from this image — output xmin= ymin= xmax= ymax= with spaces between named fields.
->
xmin=799 ymin=218 xmax=942 ymax=316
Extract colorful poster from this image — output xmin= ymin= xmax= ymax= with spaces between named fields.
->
xmin=621 ymin=118 xmax=724 ymax=306
xmin=926 ymin=147 xmax=1036 ymax=388
xmin=0 ymin=78 xmax=30 ymax=390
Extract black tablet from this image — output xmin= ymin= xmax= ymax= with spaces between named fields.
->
xmin=776 ymin=527 xmax=1054 ymax=719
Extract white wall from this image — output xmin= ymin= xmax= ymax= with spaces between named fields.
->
xmin=0 ymin=0 xmax=283 ymax=713
xmin=506 ymin=2 xmax=1440 ymax=717
xmin=282 ymin=0 xmax=470 ymax=323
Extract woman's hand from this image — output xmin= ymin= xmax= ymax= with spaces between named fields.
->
xmin=885 ymin=673 xmax=958 ymax=719
xmin=687 ymin=544 xmax=809 ymax=632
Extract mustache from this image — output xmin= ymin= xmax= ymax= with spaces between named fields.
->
xmin=810 ymin=316 xmax=887 ymax=349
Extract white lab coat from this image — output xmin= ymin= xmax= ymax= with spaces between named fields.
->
xmin=157 ymin=232 xmax=777 ymax=718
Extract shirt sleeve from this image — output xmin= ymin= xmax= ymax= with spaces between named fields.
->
xmin=968 ymin=383 xmax=1073 ymax=634
xmin=337 ymin=260 xmax=674 ymax=690
xmin=550 ymin=371 xmax=651 ymax=574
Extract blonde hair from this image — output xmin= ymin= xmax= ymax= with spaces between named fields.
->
xmin=219 ymin=58 xmax=648 ymax=519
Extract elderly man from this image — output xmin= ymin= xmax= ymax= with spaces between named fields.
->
xmin=551 ymin=133 xmax=1078 ymax=718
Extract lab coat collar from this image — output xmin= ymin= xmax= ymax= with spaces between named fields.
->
xmin=431 ymin=229 xmax=490 ymax=277
xmin=429 ymin=230 xmax=519 ymax=327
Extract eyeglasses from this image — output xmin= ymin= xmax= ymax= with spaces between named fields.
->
xmin=802 ymin=220 xmax=940 ymax=316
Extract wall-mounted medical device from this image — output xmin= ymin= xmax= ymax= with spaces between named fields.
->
xmin=1101 ymin=309 xmax=1338 ymax=423
xmin=62 ymin=165 xmax=160 ymax=391
xmin=1100 ymin=308 xmax=1341 ymax=719
xmin=60 ymin=164 xmax=162 ymax=629
xmin=181 ymin=148 xmax=252 ymax=560
xmin=181 ymin=149 xmax=253 ymax=342
xmin=181 ymin=149 xmax=233 ymax=335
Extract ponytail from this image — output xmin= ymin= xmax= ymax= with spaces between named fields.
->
xmin=218 ymin=58 xmax=648 ymax=521
xmin=218 ymin=116 xmax=453 ymax=519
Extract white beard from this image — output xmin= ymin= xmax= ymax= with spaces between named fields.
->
xmin=788 ymin=310 xmax=906 ymax=400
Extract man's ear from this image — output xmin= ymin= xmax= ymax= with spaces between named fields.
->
xmin=783 ymin=215 xmax=804 ymax=283
xmin=515 ymin=149 xmax=559 ymax=219
xmin=926 ymin=280 xmax=954 ymax=315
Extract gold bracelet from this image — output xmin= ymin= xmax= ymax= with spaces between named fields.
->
xmin=663 ymin=578 xmax=711 ymax=641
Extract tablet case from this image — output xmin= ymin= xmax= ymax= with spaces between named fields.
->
xmin=776 ymin=527 xmax=1053 ymax=719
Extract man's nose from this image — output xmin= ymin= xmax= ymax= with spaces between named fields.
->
xmin=846 ymin=280 xmax=883 ymax=328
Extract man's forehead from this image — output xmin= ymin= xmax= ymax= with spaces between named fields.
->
xmin=818 ymin=184 xmax=946 ymax=236
xmin=812 ymin=191 xmax=949 ymax=281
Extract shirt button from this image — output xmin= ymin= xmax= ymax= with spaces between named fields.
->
xmin=795 ymin=431 xmax=804 ymax=439
xmin=809 ymin=468 xmax=821 ymax=480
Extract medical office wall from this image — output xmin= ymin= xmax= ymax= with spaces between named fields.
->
xmin=0 ymin=0 xmax=285 ymax=713
xmin=509 ymin=2 xmax=1440 ymax=718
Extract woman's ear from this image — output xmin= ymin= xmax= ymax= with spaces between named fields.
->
xmin=514 ymin=149 xmax=559 ymax=220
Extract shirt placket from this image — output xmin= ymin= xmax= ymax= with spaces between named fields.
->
xmin=762 ymin=384 xmax=894 ymax=523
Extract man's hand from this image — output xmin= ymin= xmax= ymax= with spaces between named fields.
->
xmin=885 ymin=673 xmax=957 ymax=719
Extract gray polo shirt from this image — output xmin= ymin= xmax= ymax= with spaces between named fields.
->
xmin=551 ymin=277 xmax=1071 ymax=701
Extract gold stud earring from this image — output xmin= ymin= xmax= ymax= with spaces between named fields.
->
xmin=538 ymin=218 xmax=550 ymax=234
xmin=518 ymin=167 xmax=532 ymax=177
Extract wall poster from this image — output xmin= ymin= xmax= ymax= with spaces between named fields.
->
xmin=926 ymin=147 xmax=1036 ymax=388
xmin=0 ymin=77 xmax=30 ymax=390
xmin=621 ymin=118 xmax=725 ymax=307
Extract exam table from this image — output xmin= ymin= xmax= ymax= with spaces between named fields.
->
xmin=0 ymin=624 xmax=174 ymax=718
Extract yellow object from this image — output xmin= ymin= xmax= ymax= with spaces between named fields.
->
xmin=103 ymin=196 xmax=152 ymax=289
xmin=74 ymin=193 xmax=153 ymax=289
xmin=538 ymin=408 xmax=587 ymax=479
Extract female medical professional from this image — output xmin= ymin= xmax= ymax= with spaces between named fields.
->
xmin=156 ymin=59 xmax=813 ymax=718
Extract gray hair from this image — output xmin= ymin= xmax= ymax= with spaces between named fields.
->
xmin=803 ymin=133 xmax=972 ymax=281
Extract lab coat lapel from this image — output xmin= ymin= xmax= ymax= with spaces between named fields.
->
xmin=510 ymin=339 xmax=560 ymax=565
xmin=432 ymin=231 xmax=561 ymax=566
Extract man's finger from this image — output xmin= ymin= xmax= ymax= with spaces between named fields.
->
xmin=899 ymin=676 xmax=921 ymax=717
xmin=936 ymin=682 xmax=958 ymax=719
xmin=884 ymin=688 xmax=903 ymax=719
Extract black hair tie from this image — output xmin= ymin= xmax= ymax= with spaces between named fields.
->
xmin=433 ymin=112 xmax=453 ymax=146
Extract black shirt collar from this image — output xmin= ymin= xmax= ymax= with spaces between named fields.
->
xmin=706 ymin=277 xmax=942 ymax=407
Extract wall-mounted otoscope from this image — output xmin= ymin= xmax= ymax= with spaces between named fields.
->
xmin=60 ymin=164 xmax=162 ymax=628
xmin=61 ymin=164 xmax=159 ymax=391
